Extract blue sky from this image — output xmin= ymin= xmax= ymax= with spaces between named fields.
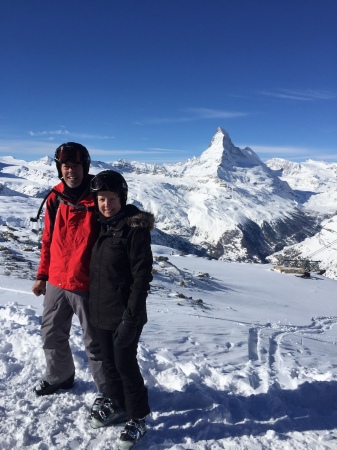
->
xmin=0 ymin=0 xmax=336 ymax=164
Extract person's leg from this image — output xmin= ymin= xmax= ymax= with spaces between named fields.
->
xmin=40 ymin=284 xmax=75 ymax=384
xmin=90 ymin=328 xmax=128 ymax=428
xmin=96 ymin=328 xmax=125 ymax=407
xmin=114 ymin=325 xmax=150 ymax=420
xmin=68 ymin=290 xmax=106 ymax=395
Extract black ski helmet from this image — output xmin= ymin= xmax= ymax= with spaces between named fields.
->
xmin=54 ymin=142 xmax=91 ymax=179
xmin=90 ymin=170 xmax=128 ymax=207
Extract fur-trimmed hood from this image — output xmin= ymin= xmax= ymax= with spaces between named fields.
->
xmin=127 ymin=207 xmax=155 ymax=230
xmin=98 ymin=203 xmax=155 ymax=231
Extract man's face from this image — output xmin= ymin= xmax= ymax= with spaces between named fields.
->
xmin=60 ymin=162 xmax=84 ymax=188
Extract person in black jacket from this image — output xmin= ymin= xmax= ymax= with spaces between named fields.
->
xmin=88 ymin=170 xmax=154 ymax=448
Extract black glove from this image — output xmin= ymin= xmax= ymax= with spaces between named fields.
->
xmin=113 ymin=310 xmax=139 ymax=348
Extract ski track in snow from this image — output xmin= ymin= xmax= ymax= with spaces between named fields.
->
xmin=1 ymin=254 xmax=337 ymax=449
xmin=1 ymin=302 xmax=337 ymax=450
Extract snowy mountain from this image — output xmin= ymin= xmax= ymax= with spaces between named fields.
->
xmin=265 ymin=158 xmax=337 ymax=279
xmin=0 ymin=128 xmax=336 ymax=278
xmin=267 ymin=213 xmax=337 ymax=280
xmin=266 ymin=158 xmax=337 ymax=215
xmin=154 ymin=128 xmax=318 ymax=262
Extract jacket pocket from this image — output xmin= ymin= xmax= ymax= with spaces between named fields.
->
xmin=112 ymin=282 xmax=129 ymax=308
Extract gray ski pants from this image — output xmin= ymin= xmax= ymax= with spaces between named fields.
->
xmin=40 ymin=283 xmax=106 ymax=394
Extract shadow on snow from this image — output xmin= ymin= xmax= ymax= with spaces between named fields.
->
xmin=147 ymin=380 xmax=337 ymax=446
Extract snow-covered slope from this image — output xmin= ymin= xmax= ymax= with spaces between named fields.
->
xmin=0 ymin=156 xmax=56 ymax=199
xmin=1 ymin=245 xmax=337 ymax=450
xmin=265 ymin=158 xmax=337 ymax=278
xmin=266 ymin=158 xmax=337 ymax=215
xmin=268 ymin=213 xmax=337 ymax=280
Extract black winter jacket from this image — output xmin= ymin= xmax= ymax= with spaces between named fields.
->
xmin=89 ymin=204 xmax=154 ymax=330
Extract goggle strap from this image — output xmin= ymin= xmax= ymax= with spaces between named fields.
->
xmin=91 ymin=174 xmax=127 ymax=192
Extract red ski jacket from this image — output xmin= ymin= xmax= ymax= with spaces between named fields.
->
xmin=36 ymin=178 xmax=99 ymax=291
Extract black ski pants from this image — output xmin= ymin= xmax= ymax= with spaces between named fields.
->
xmin=96 ymin=325 xmax=150 ymax=420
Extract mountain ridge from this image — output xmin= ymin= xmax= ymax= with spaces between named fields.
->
xmin=0 ymin=128 xmax=335 ymax=276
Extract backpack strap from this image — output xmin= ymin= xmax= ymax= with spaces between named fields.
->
xmin=57 ymin=196 xmax=96 ymax=212
xmin=30 ymin=189 xmax=58 ymax=222
xmin=30 ymin=189 xmax=95 ymax=223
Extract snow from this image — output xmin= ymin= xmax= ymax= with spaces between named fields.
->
xmin=266 ymin=158 xmax=337 ymax=215
xmin=1 ymin=129 xmax=337 ymax=448
xmin=269 ymin=214 xmax=337 ymax=281
xmin=1 ymin=128 xmax=337 ymax=273
xmin=1 ymin=244 xmax=337 ymax=449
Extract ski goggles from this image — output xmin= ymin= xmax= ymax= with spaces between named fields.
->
xmin=55 ymin=144 xmax=85 ymax=164
xmin=90 ymin=173 xmax=127 ymax=192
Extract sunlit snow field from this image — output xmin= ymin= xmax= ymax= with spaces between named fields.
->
xmin=1 ymin=241 xmax=337 ymax=449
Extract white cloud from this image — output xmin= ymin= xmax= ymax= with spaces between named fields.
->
xmin=148 ymin=147 xmax=184 ymax=153
xmin=245 ymin=144 xmax=337 ymax=162
xmin=0 ymin=139 xmax=170 ymax=158
xmin=259 ymin=89 xmax=337 ymax=101
xmin=135 ymin=117 xmax=191 ymax=125
xmin=136 ymin=107 xmax=247 ymax=125
xmin=185 ymin=107 xmax=248 ymax=119
xmin=0 ymin=139 xmax=56 ymax=155
xmin=28 ymin=130 xmax=70 ymax=137
xmin=89 ymin=148 xmax=174 ymax=156
xmin=248 ymin=145 xmax=311 ymax=155
xmin=27 ymin=130 xmax=114 ymax=140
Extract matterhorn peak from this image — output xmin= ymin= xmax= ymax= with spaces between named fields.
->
xmin=208 ymin=127 xmax=233 ymax=156
xmin=191 ymin=127 xmax=264 ymax=179
xmin=198 ymin=128 xmax=233 ymax=166
xmin=215 ymin=126 xmax=230 ymax=138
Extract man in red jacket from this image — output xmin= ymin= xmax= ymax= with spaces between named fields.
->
xmin=32 ymin=142 xmax=105 ymax=405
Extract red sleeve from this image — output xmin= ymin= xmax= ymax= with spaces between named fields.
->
xmin=36 ymin=192 xmax=59 ymax=280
